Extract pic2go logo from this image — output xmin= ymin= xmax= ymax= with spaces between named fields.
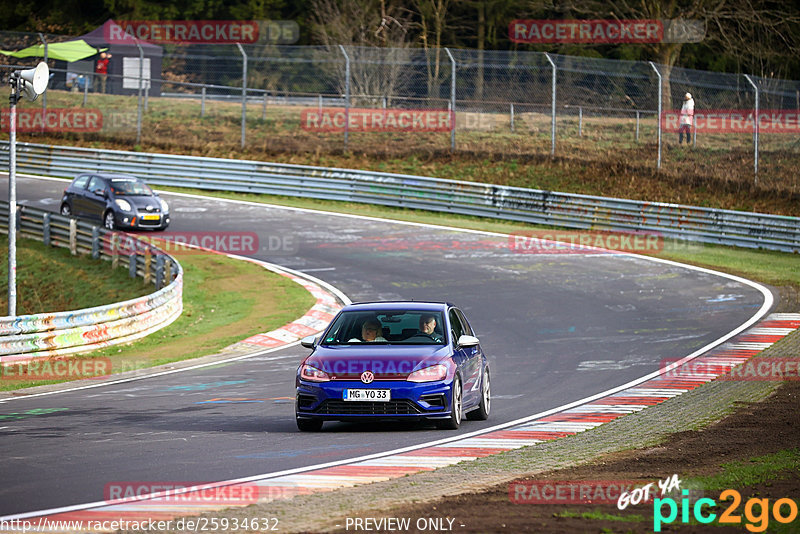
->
xmin=654 ymin=489 xmax=798 ymax=532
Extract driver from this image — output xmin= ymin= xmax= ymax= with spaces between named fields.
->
xmin=349 ymin=318 xmax=387 ymax=342
xmin=418 ymin=314 xmax=443 ymax=342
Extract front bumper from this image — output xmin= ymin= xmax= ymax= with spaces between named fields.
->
xmin=296 ymin=379 xmax=453 ymax=422
xmin=115 ymin=211 xmax=170 ymax=230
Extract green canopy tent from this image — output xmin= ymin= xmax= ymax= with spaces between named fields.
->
xmin=0 ymin=39 xmax=105 ymax=62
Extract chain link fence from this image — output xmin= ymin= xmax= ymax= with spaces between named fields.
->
xmin=2 ymin=31 xmax=799 ymax=193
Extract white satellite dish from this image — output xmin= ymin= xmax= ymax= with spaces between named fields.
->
xmin=17 ymin=62 xmax=49 ymax=101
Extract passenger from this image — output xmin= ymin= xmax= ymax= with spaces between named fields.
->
xmin=349 ymin=318 xmax=387 ymax=342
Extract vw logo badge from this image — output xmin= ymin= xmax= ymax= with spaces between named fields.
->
xmin=360 ymin=371 xmax=374 ymax=384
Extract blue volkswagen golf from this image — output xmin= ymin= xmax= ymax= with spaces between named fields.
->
xmin=295 ymin=301 xmax=490 ymax=431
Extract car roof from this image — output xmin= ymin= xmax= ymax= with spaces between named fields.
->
xmin=342 ymin=301 xmax=452 ymax=312
xmin=77 ymin=173 xmax=144 ymax=182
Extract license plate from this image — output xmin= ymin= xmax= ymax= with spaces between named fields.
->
xmin=344 ymin=389 xmax=391 ymax=402
xmin=142 ymin=214 xmax=160 ymax=221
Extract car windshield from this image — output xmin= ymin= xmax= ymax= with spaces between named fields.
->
xmin=110 ymin=178 xmax=153 ymax=196
xmin=321 ymin=310 xmax=446 ymax=346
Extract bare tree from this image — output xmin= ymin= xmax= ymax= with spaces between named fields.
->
xmin=309 ymin=0 xmax=415 ymax=105
xmin=412 ymin=0 xmax=451 ymax=99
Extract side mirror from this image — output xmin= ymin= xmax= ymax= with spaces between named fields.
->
xmin=94 ymin=189 xmax=106 ymax=197
xmin=300 ymin=335 xmax=318 ymax=349
xmin=457 ymin=334 xmax=480 ymax=347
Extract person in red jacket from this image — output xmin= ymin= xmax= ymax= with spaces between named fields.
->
xmin=95 ymin=52 xmax=111 ymax=93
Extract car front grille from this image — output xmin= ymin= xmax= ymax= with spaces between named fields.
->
xmin=316 ymin=399 xmax=422 ymax=415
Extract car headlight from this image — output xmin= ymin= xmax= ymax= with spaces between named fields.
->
xmin=159 ymin=198 xmax=169 ymax=213
xmin=407 ymin=364 xmax=448 ymax=383
xmin=299 ymin=364 xmax=330 ymax=382
xmin=114 ymin=199 xmax=132 ymax=212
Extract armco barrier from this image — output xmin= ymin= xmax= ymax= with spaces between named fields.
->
xmin=1 ymin=141 xmax=798 ymax=252
xmin=0 ymin=201 xmax=182 ymax=362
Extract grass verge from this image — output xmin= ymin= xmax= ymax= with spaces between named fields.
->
xmin=0 ymin=235 xmax=149 ymax=314
xmin=0 ymin=250 xmax=315 ymax=391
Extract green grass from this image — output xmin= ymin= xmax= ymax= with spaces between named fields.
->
xmin=0 ymin=236 xmax=150 ymax=315
xmin=0 ymin=250 xmax=315 ymax=391
xmin=691 ymin=449 xmax=800 ymax=490
xmin=554 ymin=509 xmax=647 ymax=523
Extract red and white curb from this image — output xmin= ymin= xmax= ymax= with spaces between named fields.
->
xmin=5 ymin=312 xmax=797 ymax=532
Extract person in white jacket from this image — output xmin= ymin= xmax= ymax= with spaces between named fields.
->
xmin=679 ymin=92 xmax=694 ymax=144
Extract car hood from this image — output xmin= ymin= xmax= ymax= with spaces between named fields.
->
xmin=305 ymin=344 xmax=450 ymax=380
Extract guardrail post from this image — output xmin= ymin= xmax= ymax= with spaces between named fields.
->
xmin=236 ymin=43 xmax=247 ymax=149
xmin=143 ymin=248 xmax=152 ymax=284
xmin=43 ymin=213 xmax=51 ymax=246
xmin=445 ymin=47 xmax=456 ymax=152
xmin=69 ymin=219 xmax=77 ymax=255
xmin=201 ymin=86 xmax=206 ymax=117
xmin=129 ymin=251 xmax=138 ymax=278
xmin=111 ymin=233 xmax=119 ymax=269
xmin=744 ymin=74 xmax=759 ymax=184
xmin=91 ymin=226 xmax=100 ymax=259
xmin=136 ymin=42 xmax=144 ymax=145
xmin=155 ymin=254 xmax=165 ymax=289
xmin=338 ymin=45 xmax=350 ymax=151
xmin=165 ymin=257 xmax=173 ymax=283
xmin=649 ymin=61 xmax=662 ymax=170
xmin=544 ymin=53 xmax=556 ymax=155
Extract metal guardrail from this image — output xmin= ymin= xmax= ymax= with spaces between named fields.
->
xmin=0 ymin=200 xmax=182 ymax=361
xmin=1 ymin=141 xmax=798 ymax=253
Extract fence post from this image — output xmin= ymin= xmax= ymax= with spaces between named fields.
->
xmin=445 ymin=47 xmax=456 ymax=152
xmin=262 ymin=91 xmax=267 ymax=120
xmin=636 ymin=111 xmax=640 ymax=142
xmin=129 ymin=251 xmax=138 ymax=278
xmin=201 ymin=86 xmax=206 ymax=117
xmin=544 ymin=53 xmax=556 ymax=155
xmin=510 ymin=103 xmax=515 ymax=132
xmin=692 ymin=114 xmax=697 ymax=147
xmin=135 ymin=42 xmax=144 ymax=145
xmin=318 ymin=93 xmax=322 ymax=115
xmin=338 ymin=45 xmax=350 ymax=151
xmin=91 ymin=226 xmax=100 ymax=259
xmin=39 ymin=33 xmax=47 ymax=133
xmin=83 ymin=75 xmax=89 ymax=107
xmin=155 ymin=254 xmax=165 ymax=289
xmin=744 ymin=74 xmax=759 ymax=185
xmin=43 ymin=213 xmax=51 ymax=246
xmin=649 ymin=61 xmax=662 ymax=170
xmin=69 ymin=219 xmax=77 ymax=255
xmin=579 ymin=106 xmax=583 ymax=137
xmin=236 ymin=43 xmax=247 ymax=149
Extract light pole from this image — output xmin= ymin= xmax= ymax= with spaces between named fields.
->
xmin=7 ymin=62 xmax=48 ymax=316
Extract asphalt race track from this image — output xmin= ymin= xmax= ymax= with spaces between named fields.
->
xmin=0 ymin=175 xmax=772 ymax=516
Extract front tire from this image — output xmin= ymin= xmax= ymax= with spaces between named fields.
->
xmin=436 ymin=376 xmax=462 ymax=430
xmin=467 ymin=368 xmax=490 ymax=421
xmin=60 ymin=203 xmax=72 ymax=217
xmin=296 ymin=417 xmax=323 ymax=432
xmin=103 ymin=210 xmax=116 ymax=230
